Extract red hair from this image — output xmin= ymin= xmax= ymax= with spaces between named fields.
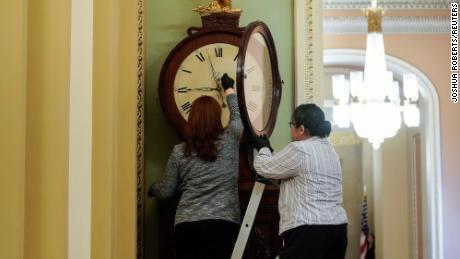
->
xmin=184 ymin=96 xmax=223 ymax=161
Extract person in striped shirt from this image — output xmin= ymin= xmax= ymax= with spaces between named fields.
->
xmin=252 ymin=103 xmax=348 ymax=259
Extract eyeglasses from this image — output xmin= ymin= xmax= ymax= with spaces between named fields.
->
xmin=288 ymin=121 xmax=296 ymax=128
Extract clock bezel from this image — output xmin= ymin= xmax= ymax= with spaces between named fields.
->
xmin=159 ymin=31 xmax=241 ymax=140
xmin=236 ymin=21 xmax=282 ymax=138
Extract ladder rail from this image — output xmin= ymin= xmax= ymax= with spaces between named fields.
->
xmin=231 ymin=181 xmax=266 ymax=259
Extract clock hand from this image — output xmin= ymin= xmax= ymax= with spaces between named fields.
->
xmin=195 ymin=87 xmax=220 ymax=91
xmin=175 ymin=87 xmax=220 ymax=92
xmin=206 ymin=52 xmax=227 ymax=108
xmin=207 ymin=52 xmax=219 ymax=81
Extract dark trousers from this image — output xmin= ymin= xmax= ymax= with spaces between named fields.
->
xmin=279 ymin=224 xmax=348 ymax=259
xmin=173 ymin=219 xmax=239 ymax=259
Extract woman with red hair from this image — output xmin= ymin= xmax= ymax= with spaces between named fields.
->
xmin=149 ymin=74 xmax=242 ymax=259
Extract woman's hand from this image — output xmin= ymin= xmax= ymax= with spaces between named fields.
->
xmin=221 ymin=73 xmax=235 ymax=96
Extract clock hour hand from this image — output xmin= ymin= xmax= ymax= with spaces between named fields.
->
xmin=195 ymin=87 xmax=220 ymax=91
xmin=175 ymin=87 xmax=220 ymax=92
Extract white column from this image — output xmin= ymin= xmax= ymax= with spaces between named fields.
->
xmin=68 ymin=0 xmax=93 ymax=258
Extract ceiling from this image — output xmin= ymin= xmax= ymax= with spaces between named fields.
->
xmin=323 ymin=0 xmax=451 ymax=34
xmin=323 ymin=0 xmax=450 ymax=9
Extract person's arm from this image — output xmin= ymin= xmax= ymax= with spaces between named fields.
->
xmin=221 ymin=74 xmax=243 ymax=138
xmin=225 ymin=90 xmax=243 ymax=138
xmin=148 ymin=147 xmax=180 ymax=198
xmin=253 ymin=142 xmax=304 ymax=179
xmin=224 ymin=88 xmax=235 ymax=95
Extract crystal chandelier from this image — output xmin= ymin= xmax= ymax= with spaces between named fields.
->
xmin=331 ymin=0 xmax=420 ymax=149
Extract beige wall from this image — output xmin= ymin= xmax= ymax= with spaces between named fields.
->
xmin=24 ymin=0 xmax=71 ymax=258
xmin=0 ymin=1 xmax=27 ymax=258
xmin=91 ymin=0 xmax=138 ymax=258
xmin=1 ymin=0 xmax=139 ymax=258
xmin=324 ymin=10 xmax=460 ymax=258
xmin=1 ymin=0 xmax=72 ymax=257
xmin=380 ymin=129 xmax=411 ymax=259
xmin=335 ymin=142 xmax=363 ymax=259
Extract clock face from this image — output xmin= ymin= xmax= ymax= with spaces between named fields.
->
xmin=173 ymin=43 xmax=239 ymax=126
xmin=236 ymin=21 xmax=281 ymax=138
xmin=243 ymin=32 xmax=273 ymax=132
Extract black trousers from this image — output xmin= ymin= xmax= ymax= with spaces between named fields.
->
xmin=279 ymin=224 xmax=348 ymax=259
xmin=173 ymin=219 xmax=239 ymax=259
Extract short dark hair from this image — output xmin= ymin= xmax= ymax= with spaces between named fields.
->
xmin=292 ymin=103 xmax=331 ymax=138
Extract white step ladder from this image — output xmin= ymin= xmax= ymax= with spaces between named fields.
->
xmin=231 ymin=181 xmax=266 ymax=259
xmin=231 ymin=178 xmax=279 ymax=259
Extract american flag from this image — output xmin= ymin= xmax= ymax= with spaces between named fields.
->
xmin=360 ymin=188 xmax=369 ymax=259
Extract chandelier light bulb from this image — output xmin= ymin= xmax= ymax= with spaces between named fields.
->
xmin=332 ymin=74 xmax=350 ymax=104
xmin=404 ymin=103 xmax=420 ymax=127
xmin=350 ymin=71 xmax=363 ymax=98
xmin=403 ymin=73 xmax=419 ymax=102
xmin=333 ymin=104 xmax=351 ymax=128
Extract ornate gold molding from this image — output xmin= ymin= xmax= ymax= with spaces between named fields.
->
xmin=366 ymin=7 xmax=383 ymax=33
xmin=324 ymin=16 xmax=450 ymax=34
xmin=304 ymin=0 xmax=315 ymax=103
xmin=295 ymin=0 xmax=323 ymax=105
xmin=136 ymin=0 xmax=145 ymax=258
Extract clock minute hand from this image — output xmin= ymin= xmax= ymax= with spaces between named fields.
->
xmin=175 ymin=87 xmax=219 ymax=92
xmin=207 ymin=52 xmax=219 ymax=80
xmin=205 ymin=52 xmax=227 ymax=108
xmin=195 ymin=87 xmax=220 ymax=91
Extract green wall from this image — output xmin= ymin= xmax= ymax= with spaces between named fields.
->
xmin=145 ymin=1 xmax=294 ymax=258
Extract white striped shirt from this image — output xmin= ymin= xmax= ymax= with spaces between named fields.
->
xmin=254 ymin=136 xmax=348 ymax=235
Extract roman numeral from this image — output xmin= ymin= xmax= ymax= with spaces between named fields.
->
xmin=215 ymin=47 xmax=223 ymax=57
xmin=247 ymin=101 xmax=257 ymax=112
xmin=181 ymin=101 xmax=192 ymax=113
xmin=195 ymin=52 xmax=205 ymax=62
xmin=177 ymin=87 xmax=187 ymax=93
xmin=181 ymin=69 xmax=192 ymax=74
xmin=234 ymin=54 xmax=238 ymax=61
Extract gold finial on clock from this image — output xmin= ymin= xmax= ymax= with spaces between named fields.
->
xmin=193 ymin=0 xmax=242 ymax=15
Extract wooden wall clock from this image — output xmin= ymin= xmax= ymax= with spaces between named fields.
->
xmin=158 ymin=13 xmax=243 ymax=139
xmin=158 ymin=15 xmax=281 ymax=140
xmin=157 ymin=11 xmax=283 ymax=259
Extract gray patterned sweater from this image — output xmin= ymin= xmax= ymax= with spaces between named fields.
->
xmin=151 ymin=93 xmax=243 ymax=225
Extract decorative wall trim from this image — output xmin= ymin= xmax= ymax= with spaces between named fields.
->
xmin=324 ymin=0 xmax=450 ymax=10
xmin=324 ymin=16 xmax=450 ymax=34
xmin=324 ymin=49 xmax=444 ymax=259
xmin=409 ymin=133 xmax=422 ymax=259
xmin=136 ymin=0 xmax=145 ymax=258
xmin=295 ymin=0 xmax=323 ymax=105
